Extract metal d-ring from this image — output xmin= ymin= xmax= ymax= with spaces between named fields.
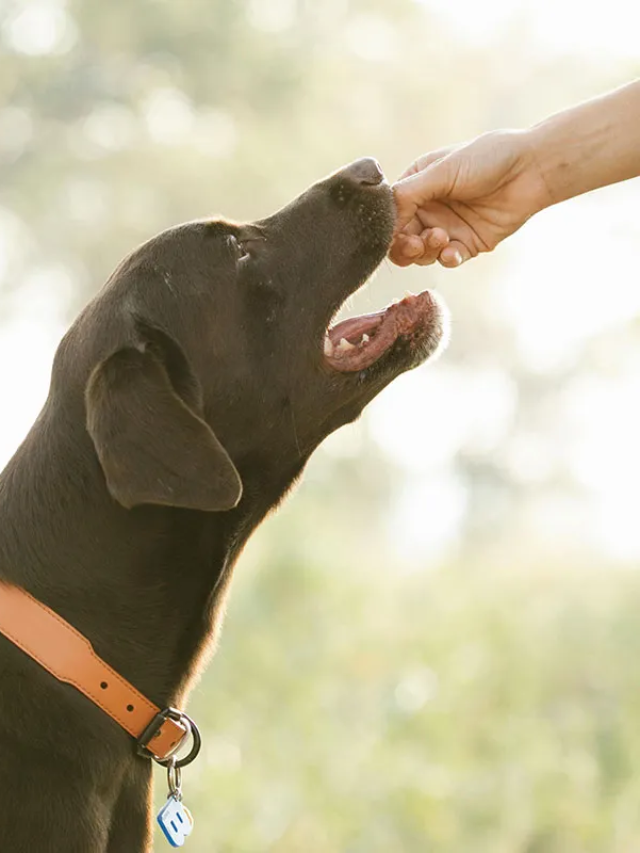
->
xmin=136 ymin=706 xmax=202 ymax=768
xmin=161 ymin=710 xmax=202 ymax=769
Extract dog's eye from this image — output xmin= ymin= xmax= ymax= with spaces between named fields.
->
xmin=227 ymin=235 xmax=251 ymax=263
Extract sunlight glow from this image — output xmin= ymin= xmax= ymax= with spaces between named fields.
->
xmin=415 ymin=0 xmax=640 ymax=59
xmin=3 ymin=0 xmax=76 ymax=56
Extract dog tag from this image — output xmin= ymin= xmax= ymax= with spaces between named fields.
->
xmin=157 ymin=794 xmax=194 ymax=847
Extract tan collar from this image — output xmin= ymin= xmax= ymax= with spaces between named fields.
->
xmin=0 ymin=581 xmax=198 ymax=764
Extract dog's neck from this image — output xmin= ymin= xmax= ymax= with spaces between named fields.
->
xmin=0 ymin=402 xmax=307 ymax=708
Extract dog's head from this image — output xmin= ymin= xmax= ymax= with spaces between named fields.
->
xmin=72 ymin=158 xmax=448 ymax=512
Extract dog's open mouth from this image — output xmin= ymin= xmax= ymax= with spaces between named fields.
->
xmin=324 ymin=289 xmax=447 ymax=373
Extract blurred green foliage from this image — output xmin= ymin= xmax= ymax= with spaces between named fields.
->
xmin=2 ymin=0 xmax=640 ymax=850
xmin=181 ymin=498 xmax=640 ymax=851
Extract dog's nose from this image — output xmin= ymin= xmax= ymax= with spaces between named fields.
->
xmin=342 ymin=157 xmax=385 ymax=186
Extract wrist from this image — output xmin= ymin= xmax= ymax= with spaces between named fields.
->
xmin=525 ymin=114 xmax=603 ymax=210
xmin=517 ymin=126 xmax=561 ymax=215
xmin=505 ymin=127 xmax=556 ymax=218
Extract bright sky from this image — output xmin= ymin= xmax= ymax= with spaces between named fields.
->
xmin=1 ymin=0 xmax=639 ymax=566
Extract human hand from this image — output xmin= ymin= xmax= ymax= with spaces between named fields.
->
xmin=389 ymin=129 xmax=552 ymax=268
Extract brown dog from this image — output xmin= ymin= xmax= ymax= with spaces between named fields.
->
xmin=0 ymin=158 xmax=447 ymax=851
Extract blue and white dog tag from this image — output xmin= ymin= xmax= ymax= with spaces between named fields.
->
xmin=157 ymin=794 xmax=194 ymax=847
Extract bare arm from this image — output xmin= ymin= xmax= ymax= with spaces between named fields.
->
xmin=530 ymin=79 xmax=640 ymax=208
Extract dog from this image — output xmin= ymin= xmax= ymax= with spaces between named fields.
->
xmin=0 ymin=158 xmax=447 ymax=851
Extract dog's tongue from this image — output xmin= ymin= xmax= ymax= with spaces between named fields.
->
xmin=324 ymin=291 xmax=437 ymax=372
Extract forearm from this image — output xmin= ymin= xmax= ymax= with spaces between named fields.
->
xmin=526 ymin=79 xmax=640 ymax=210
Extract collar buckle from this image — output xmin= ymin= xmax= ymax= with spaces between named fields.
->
xmin=136 ymin=707 xmax=202 ymax=768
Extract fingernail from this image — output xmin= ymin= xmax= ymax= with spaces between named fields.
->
xmin=452 ymin=250 xmax=463 ymax=266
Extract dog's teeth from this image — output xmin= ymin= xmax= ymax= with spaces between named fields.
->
xmin=361 ymin=334 xmax=370 ymax=345
xmin=337 ymin=337 xmax=356 ymax=352
xmin=324 ymin=338 xmax=334 ymax=357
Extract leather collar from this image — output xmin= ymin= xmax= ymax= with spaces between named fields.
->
xmin=0 ymin=581 xmax=197 ymax=763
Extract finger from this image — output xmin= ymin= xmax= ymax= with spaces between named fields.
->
xmin=389 ymin=233 xmax=441 ymax=267
xmin=393 ymin=165 xmax=455 ymax=233
xmin=409 ymin=202 xmax=480 ymax=265
xmin=410 ymin=228 xmax=450 ymax=266
xmin=388 ymin=233 xmax=429 ymax=267
xmin=397 ymin=146 xmax=455 ymax=181
xmin=388 ymin=228 xmax=449 ymax=267
xmin=392 ymin=193 xmax=418 ymax=237
xmin=400 ymin=217 xmax=425 ymax=237
xmin=438 ymin=240 xmax=470 ymax=268
xmin=423 ymin=227 xmax=450 ymax=251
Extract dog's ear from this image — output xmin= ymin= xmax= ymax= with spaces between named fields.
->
xmin=85 ymin=324 xmax=242 ymax=512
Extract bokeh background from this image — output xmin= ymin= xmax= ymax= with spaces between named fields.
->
xmin=1 ymin=1 xmax=640 ymax=850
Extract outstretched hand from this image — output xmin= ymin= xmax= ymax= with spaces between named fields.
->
xmin=389 ymin=130 xmax=551 ymax=268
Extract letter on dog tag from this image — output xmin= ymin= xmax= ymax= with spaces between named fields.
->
xmin=157 ymin=795 xmax=194 ymax=847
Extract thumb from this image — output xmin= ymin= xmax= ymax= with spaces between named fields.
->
xmin=392 ymin=157 xmax=456 ymax=233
